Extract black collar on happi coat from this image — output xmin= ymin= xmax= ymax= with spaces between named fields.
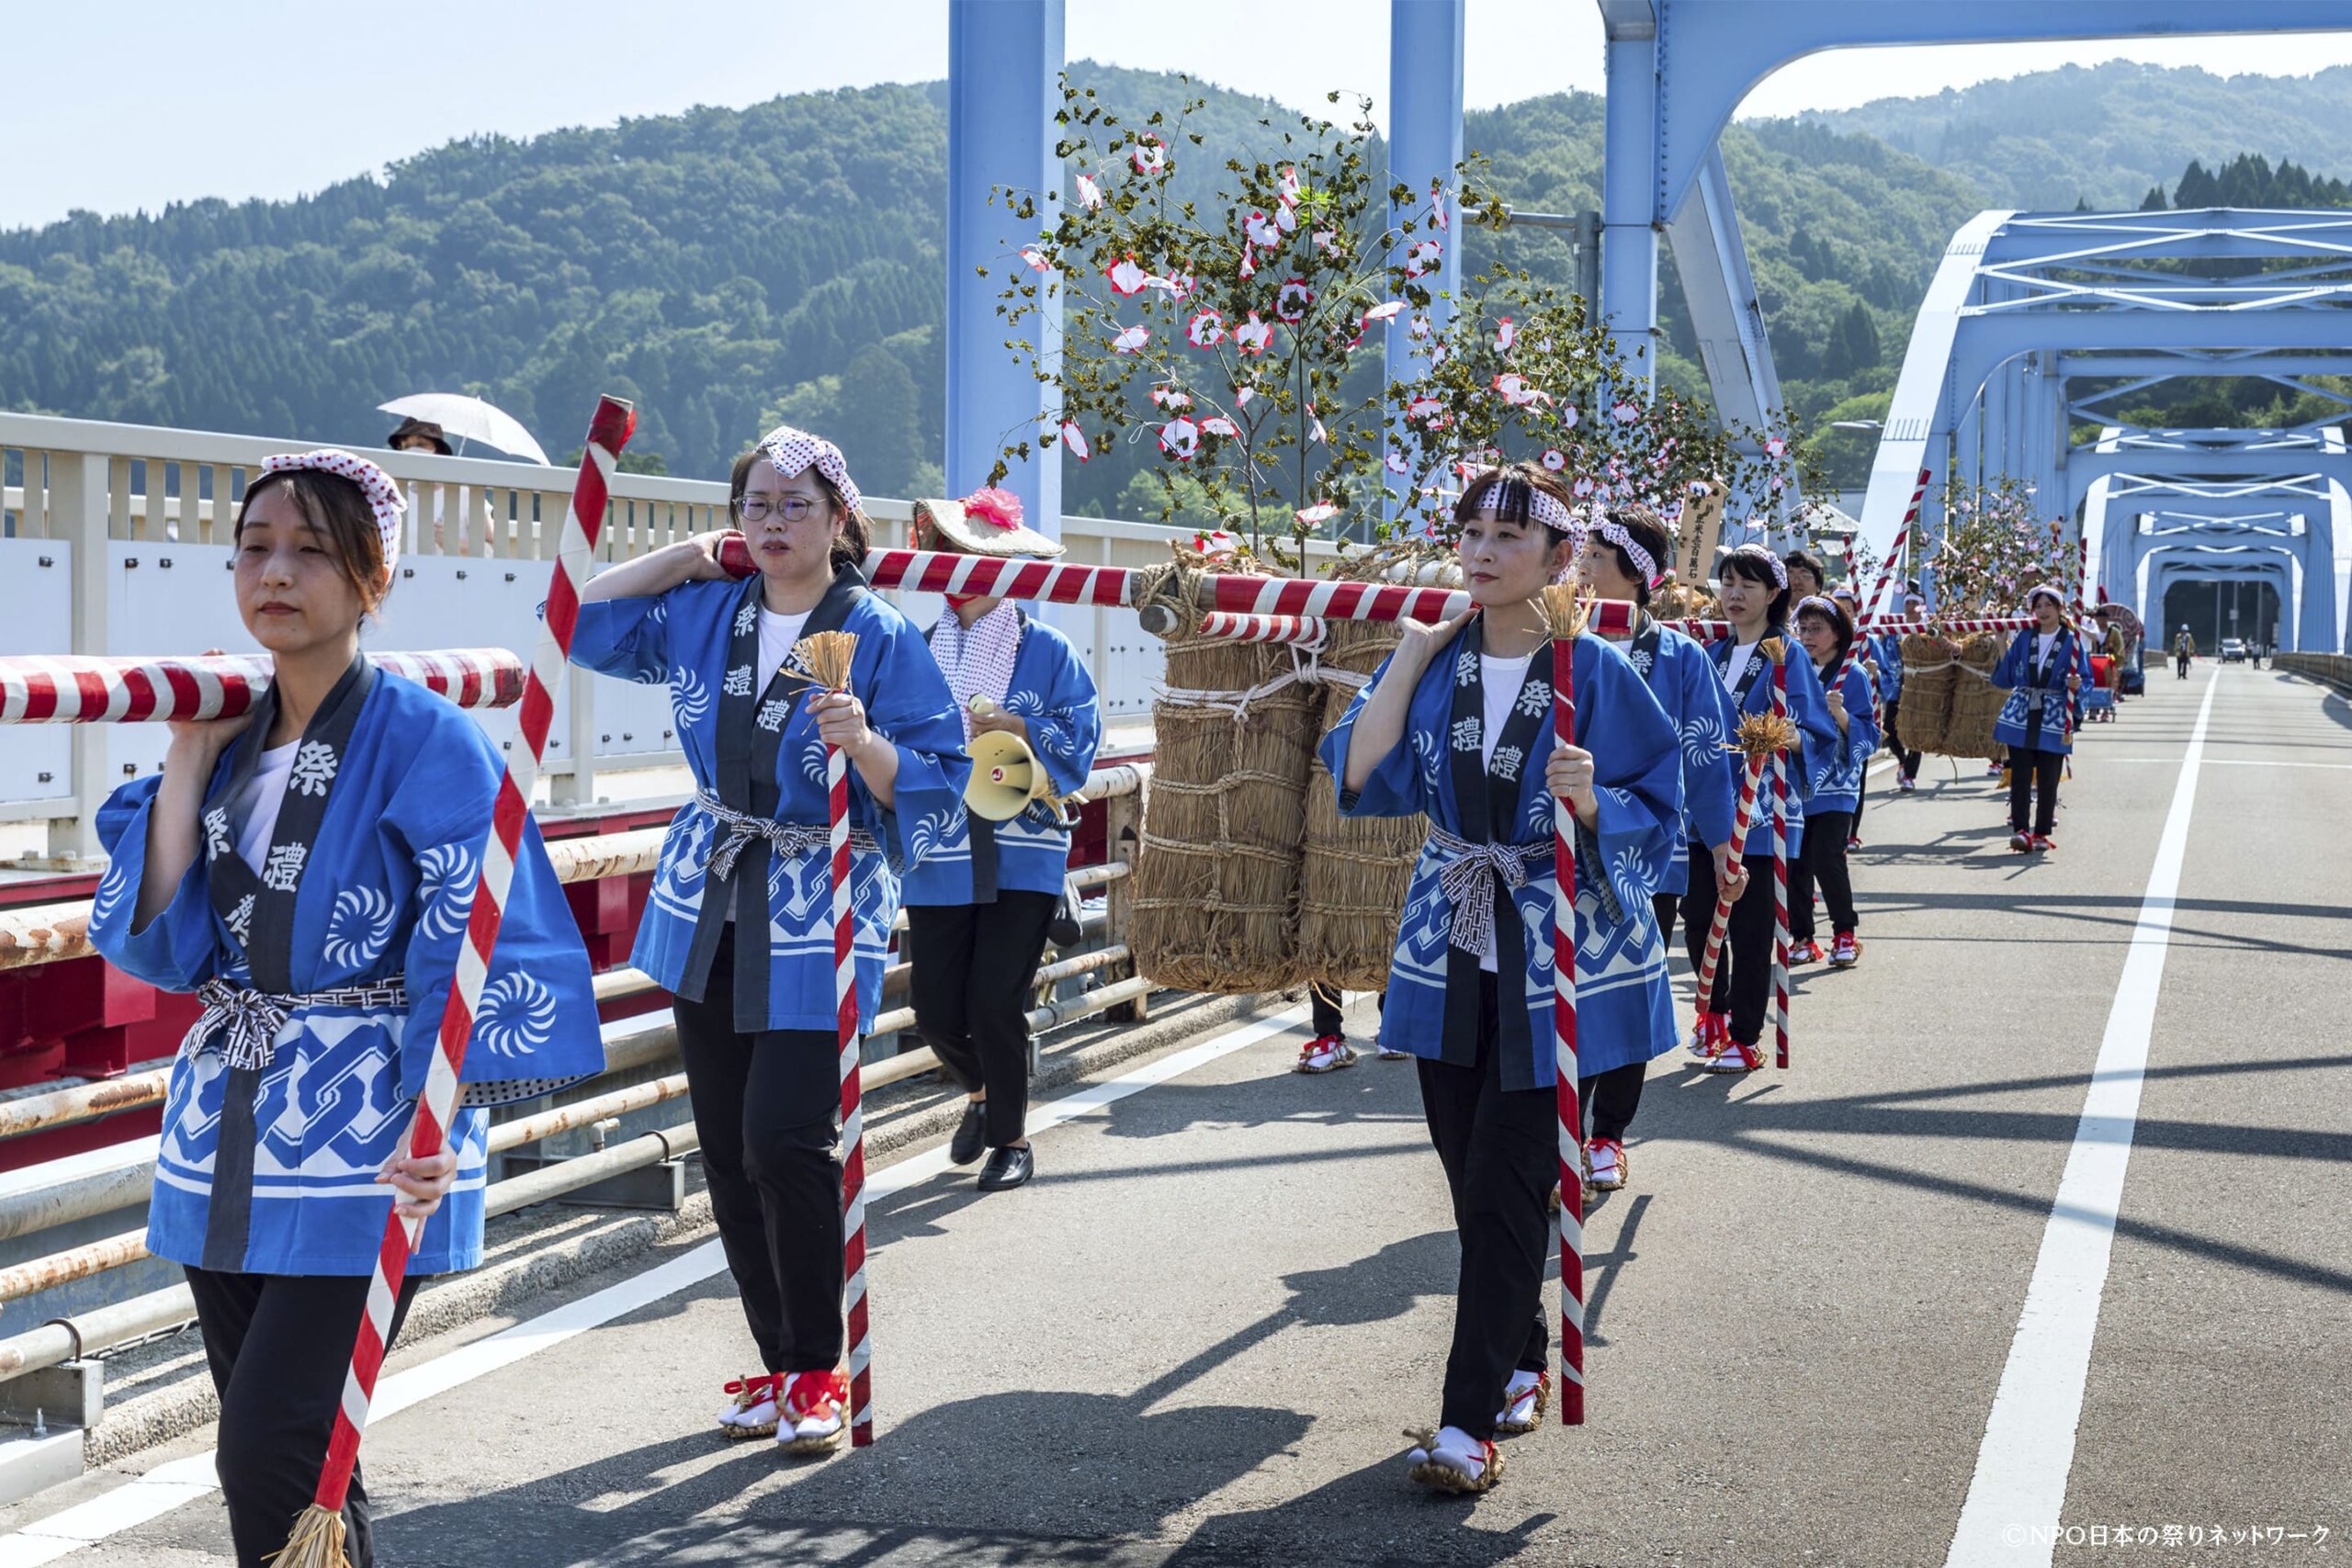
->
xmin=922 ymin=607 xmax=1033 ymax=905
xmin=1711 ymin=627 xmax=1782 ymax=712
xmin=1439 ymin=616 xmax=1558 ymax=1071
xmin=196 ymin=649 xmax=376 ymax=1269
xmin=681 ymin=561 xmax=868 ymax=1028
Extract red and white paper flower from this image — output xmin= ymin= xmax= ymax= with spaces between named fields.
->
xmin=1492 ymin=371 xmax=1543 ymax=407
xmin=1198 ymin=415 xmax=1239 ymax=438
xmin=1150 ymin=384 xmax=1193 ymax=410
xmin=1573 ymin=476 xmax=1597 ymax=498
xmin=1077 ymin=174 xmax=1103 ymax=211
xmin=1385 ymin=450 xmax=1410 ymax=475
xmin=1111 ymin=324 xmax=1151 ymax=355
xmin=1059 ymin=422 xmax=1091 ymax=462
xmin=1610 ymin=400 xmax=1641 ymax=423
xmin=1495 ymin=315 xmax=1516 ymax=352
xmin=1193 ymin=529 xmax=1240 ymax=561
xmin=1186 ymin=309 xmax=1227 ymax=348
xmin=1407 ymin=394 xmax=1443 ymax=423
xmin=1541 ymin=448 xmax=1566 ymax=471
xmin=1233 ymin=386 xmax=1254 ymax=408
xmin=1560 ymin=404 xmax=1580 ymax=429
xmin=1020 ymin=247 xmax=1052 ymax=274
xmin=1404 ymin=238 xmax=1443 ymax=277
xmin=1232 ymin=313 xmax=1273 ymax=356
xmin=1274 ymin=277 xmax=1315 ymax=323
xmin=1295 ymin=502 xmax=1340 ymax=528
xmin=1245 ymin=209 xmax=1283 ymax=248
xmin=1277 ymin=165 xmax=1302 ymax=207
xmin=1159 ymin=418 xmax=1200 ymax=461
xmin=1361 ymin=299 xmax=1406 ymax=329
xmin=1105 ymin=255 xmax=1149 ymax=296
xmin=1129 ymin=137 xmax=1168 ymax=175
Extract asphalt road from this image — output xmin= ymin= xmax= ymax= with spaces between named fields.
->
xmin=3 ymin=662 xmax=2344 ymax=1568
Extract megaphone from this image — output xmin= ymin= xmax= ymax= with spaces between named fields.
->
xmin=964 ymin=697 xmax=1077 ymax=824
xmin=967 ymin=728 xmax=1052 ymax=821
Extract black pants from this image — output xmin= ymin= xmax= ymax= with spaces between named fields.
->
xmin=1883 ymin=697 xmax=1922 ymax=780
xmin=1310 ymin=980 xmax=1345 ymax=1039
xmin=1652 ymin=890 xmax=1680 ymax=951
xmin=908 ymin=890 xmax=1056 ymax=1148
xmin=673 ymin=924 xmax=844 ymax=1376
xmin=2177 ymin=653 xmax=2190 ymax=678
xmin=184 ymin=1267 xmax=421 ymax=1568
xmin=1791 ymin=809 xmax=1858 ymax=941
xmin=2008 ymin=747 xmax=2064 ymax=836
xmin=1418 ymin=972 xmax=1553 ymax=1440
xmin=1679 ymin=845 xmax=1776 ymax=1048
xmin=1579 ymin=1061 xmax=1645 ymax=1143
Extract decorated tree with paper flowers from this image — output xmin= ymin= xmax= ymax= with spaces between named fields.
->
xmin=985 ymin=77 xmax=1507 ymax=558
xmin=1925 ymin=476 xmax=2075 ymax=618
xmin=1377 ymin=265 xmax=1819 ymax=563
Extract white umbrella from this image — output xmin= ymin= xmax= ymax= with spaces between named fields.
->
xmin=376 ymin=393 xmax=551 ymax=465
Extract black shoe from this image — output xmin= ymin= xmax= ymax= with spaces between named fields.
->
xmin=949 ymin=1101 xmax=987 ymax=1167
xmin=977 ymin=1145 xmax=1034 ymax=1190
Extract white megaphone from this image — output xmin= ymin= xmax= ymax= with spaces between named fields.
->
xmin=964 ymin=697 xmax=1074 ymax=823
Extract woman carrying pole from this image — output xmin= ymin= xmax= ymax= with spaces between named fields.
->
xmin=1682 ymin=546 xmax=1838 ymax=1074
xmin=568 ymin=426 xmax=967 ymax=1454
xmin=901 ymin=488 xmax=1102 ymax=1192
xmin=1575 ymin=503 xmax=1740 ymax=1191
xmin=1320 ymin=462 xmax=1681 ymax=1494
xmin=1994 ymin=585 xmax=2084 ymax=853
xmin=1788 ymin=596 xmax=1879 ymax=969
xmin=85 ymin=450 xmax=604 ymax=1568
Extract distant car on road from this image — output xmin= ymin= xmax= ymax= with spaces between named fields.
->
xmin=2221 ymin=637 xmax=2246 ymax=662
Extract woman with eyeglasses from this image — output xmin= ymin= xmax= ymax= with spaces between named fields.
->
xmin=569 ymin=426 xmax=967 ymax=1456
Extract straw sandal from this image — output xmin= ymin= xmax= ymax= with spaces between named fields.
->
xmin=1494 ymin=1371 xmax=1551 ymax=1435
xmin=776 ymin=1370 xmax=848 ymax=1457
xmin=717 ymin=1373 xmax=780 ymax=1440
xmin=1405 ymin=1428 xmax=1505 ymax=1495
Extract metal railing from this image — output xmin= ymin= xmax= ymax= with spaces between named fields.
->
xmin=2276 ymin=652 xmax=2352 ymax=690
xmin=0 ymin=761 xmax=1156 ymax=1392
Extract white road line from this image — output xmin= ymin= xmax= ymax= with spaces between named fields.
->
xmin=2091 ymin=757 xmax=2352 ymax=770
xmin=1943 ymin=672 xmax=2219 ymax=1568
xmin=0 ymin=1005 xmax=1309 ymax=1565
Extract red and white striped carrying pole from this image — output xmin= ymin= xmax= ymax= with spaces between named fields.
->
xmin=1770 ymin=659 xmax=1793 ymax=1071
xmin=1830 ymin=466 xmax=1929 ymax=691
xmin=1548 ymin=628 xmax=1586 ymax=1427
xmin=0 ymin=649 xmax=523 ymax=723
xmin=281 ymin=396 xmax=636 ymax=1567
xmin=825 ymin=697 xmax=874 ymax=1449
xmin=1193 ymin=611 xmax=1329 ymax=648
xmin=1690 ymin=750 xmax=1770 ymax=1049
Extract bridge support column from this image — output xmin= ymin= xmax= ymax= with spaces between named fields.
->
xmin=946 ymin=0 xmax=1066 ymax=532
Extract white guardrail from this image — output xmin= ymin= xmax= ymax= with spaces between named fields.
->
xmin=0 ymin=410 xmax=1241 ymax=860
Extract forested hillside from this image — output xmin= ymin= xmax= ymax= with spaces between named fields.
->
xmin=2 ymin=60 xmax=2344 ymax=510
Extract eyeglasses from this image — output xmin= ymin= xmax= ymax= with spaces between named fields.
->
xmin=731 ymin=495 xmax=820 ymax=524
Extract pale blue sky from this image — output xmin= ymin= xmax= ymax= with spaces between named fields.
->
xmin=9 ymin=1 xmax=2352 ymax=230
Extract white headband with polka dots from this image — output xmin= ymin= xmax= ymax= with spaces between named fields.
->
xmin=756 ymin=424 xmax=864 ymax=517
xmin=258 ymin=448 xmax=407 ymax=571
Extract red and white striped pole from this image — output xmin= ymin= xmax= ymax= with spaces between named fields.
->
xmin=0 ymin=649 xmax=524 ymax=723
xmin=1690 ymin=750 xmax=1770 ymax=1052
xmin=826 ymin=699 xmax=874 ymax=1449
xmin=1546 ymin=618 xmax=1585 ymax=1427
xmin=1831 ymin=466 xmax=1929 ymax=691
xmin=278 ymin=396 xmax=635 ymax=1568
xmin=1770 ymin=657 xmax=1793 ymax=1071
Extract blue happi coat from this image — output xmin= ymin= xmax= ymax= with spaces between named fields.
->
xmin=1805 ymin=659 xmax=1882 ymax=816
xmin=89 ymin=663 xmax=603 ymax=1277
xmin=1321 ymin=624 xmax=1683 ymax=1086
xmin=568 ymin=566 xmax=967 ymax=1032
xmin=1616 ymin=618 xmax=1739 ymax=893
xmin=1702 ymin=633 xmax=1840 ymax=859
xmin=902 ymin=612 xmax=1102 ymax=907
xmin=1991 ymin=626 xmax=2085 ymax=757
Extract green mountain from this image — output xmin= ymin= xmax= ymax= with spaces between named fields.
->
xmin=1811 ymin=61 xmax=2352 ymax=210
xmin=0 ymin=62 xmax=2333 ymax=510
